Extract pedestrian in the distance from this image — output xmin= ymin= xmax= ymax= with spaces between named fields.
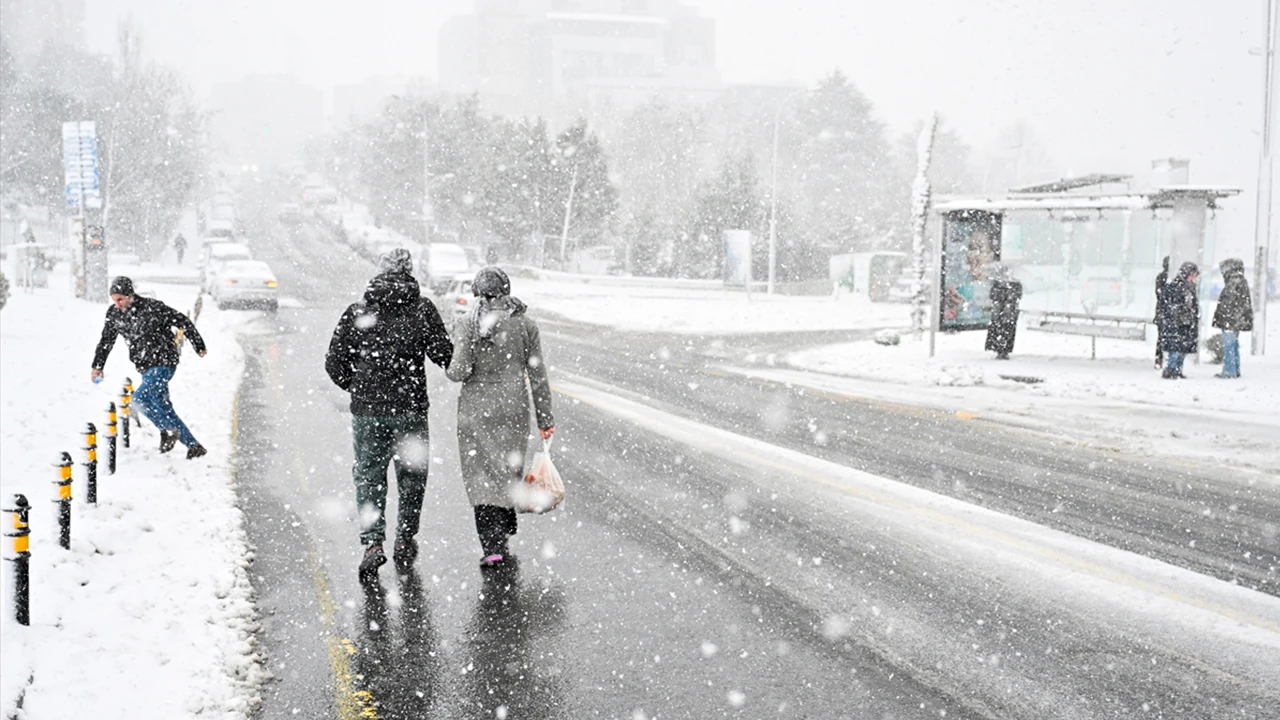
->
xmin=1211 ymin=257 xmax=1254 ymax=378
xmin=325 ymin=249 xmax=454 ymax=580
xmin=446 ymin=267 xmax=555 ymax=567
xmin=90 ymin=276 xmax=209 ymax=458
xmin=173 ymin=233 xmax=188 ymax=264
xmin=985 ymin=263 xmax=1022 ymax=360
xmin=1159 ymin=261 xmax=1200 ymax=379
xmin=1153 ymin=256 xmax=1170 ymax=369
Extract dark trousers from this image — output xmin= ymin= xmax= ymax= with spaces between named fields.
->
xmin=352 ymin=414 xmax=430 ymax=545
xmin=474 ymin=504 xmax=517 ymax=556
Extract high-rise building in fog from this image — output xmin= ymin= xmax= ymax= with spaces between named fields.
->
xmin=439 ymin=0 xmax=719 ymax=122
xmin=207 ymin=75 xmax=324 ymax=169
xmin=0 ymin=0 xmax=86 ymax=58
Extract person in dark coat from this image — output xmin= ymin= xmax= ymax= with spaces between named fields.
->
xmin=446 ymin=267 xmax=555 ymax=567
xmin=1159 ymin=261 xmax=1200 ymax=379
xmin=1153 ymin=256 xmax=1170 ymax=368
xmin=173 ymin=233 xmax=188 ymax=264
xmin=1211 ymin=257 xmax=1254 ymax=378
xmin=91 ymin=276 xmax=209 ymax=458
xmin=984 ymin=263 xmax=1022 ymax=359
xmin=325 ymin=249 xmax=453 ymax=579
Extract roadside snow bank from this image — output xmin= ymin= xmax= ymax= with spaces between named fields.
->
xmin=0 ymin=275 xmax=263 ymax=719
xmin=523 ymin=279 xmax=910 ymax=334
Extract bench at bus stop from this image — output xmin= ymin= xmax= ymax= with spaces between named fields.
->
xmin=1024 ymin=310 xmax=1149 ymax=360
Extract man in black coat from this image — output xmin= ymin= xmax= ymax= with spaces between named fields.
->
xmin=91 ymin=276 xmax=209 ymax=458
xmin=985 ymin=263 xmax=1022 ymax=359
xmin=1159 ymin=262 xmax=1200 ymax=379
xmin=1211 ymin=258 xmax=1253 ymax=378
xmin=1153 ymin=256 xmax=1170 ymax=368
xmin=325 ymin=249 xmax=453 ymax=578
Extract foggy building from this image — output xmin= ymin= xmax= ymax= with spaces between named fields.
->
xmin=332 ymin=76 xmax=436 ymax=127
xmin=0 ymin=0 xmax=86 ymax=59
xmin=207 ymin=75 xmax=324 ymax=170
xmin=439 ymin=0 xmax=719 ymax=122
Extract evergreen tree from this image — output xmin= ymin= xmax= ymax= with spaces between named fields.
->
xmin=483 ymin=117 xmax=555 ymax=261
xmin=684 ymin=152 xmax=764 ymax=279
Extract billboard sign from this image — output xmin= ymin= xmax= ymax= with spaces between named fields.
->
xmin=62 ymin=121 xmax=101 ymax=211
xmin=723 ymin=230 xmax=752 ymax=287
xmin=940 ymin=209 xmax=1002 ymax=331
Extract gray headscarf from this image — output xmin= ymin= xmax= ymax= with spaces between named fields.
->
xmin=469 ymin=266 xmax=526 ymax=340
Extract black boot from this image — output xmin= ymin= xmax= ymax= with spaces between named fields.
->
xmin=359 ymin=543 xmax=386 ymax=580
xmin=159 ymin=430 xmax=178 ymax=453
xmin=393 ymin=536 xmax=418 ymax=569
xmin=186 ymin=444 xmax=207 ymax=459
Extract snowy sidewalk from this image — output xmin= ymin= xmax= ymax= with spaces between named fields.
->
xmin=765 ymin=313 xmax=1280 ymax=473
xmin=0 ymin=274 xmax=263 ymax=718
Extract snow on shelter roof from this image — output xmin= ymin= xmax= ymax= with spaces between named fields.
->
xmin=934 ymin=185 xmax=1241 ymax=214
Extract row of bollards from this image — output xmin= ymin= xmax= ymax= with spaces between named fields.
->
xmin=5 ymin=379 xmax=138 ymax=626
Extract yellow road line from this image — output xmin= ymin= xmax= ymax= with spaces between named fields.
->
xmin=245 ymin=345 xmax=378 ymax=719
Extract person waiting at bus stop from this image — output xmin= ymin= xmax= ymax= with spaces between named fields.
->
xmin=90 ymin=276 xmax=209 ymax=458
xmin=1159 ymin=262 xmax=1200 ymax=379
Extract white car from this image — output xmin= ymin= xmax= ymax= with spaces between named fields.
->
xmin=421 ymin=243 xmax=472 ymax=295
xmin=202 ymin=243 xmax=253 ymax=292
xmin=212 ymin=260 xmax=279 ymax=312
xmin=436 ymin=273 xmax=475 ymax=332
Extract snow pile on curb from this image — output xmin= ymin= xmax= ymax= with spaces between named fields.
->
xmin=0 ymin=277 xmax=264 ymax=719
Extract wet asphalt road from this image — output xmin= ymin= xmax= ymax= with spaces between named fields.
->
xmin=230 ymin=219 xmax=1280 ymax=720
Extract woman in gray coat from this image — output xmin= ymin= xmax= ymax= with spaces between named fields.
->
xmin=446 ymin=267 xmax=555 ymax=566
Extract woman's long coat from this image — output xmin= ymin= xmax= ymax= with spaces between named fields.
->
xmin=446 ymin=305 xmax=554 ymax=508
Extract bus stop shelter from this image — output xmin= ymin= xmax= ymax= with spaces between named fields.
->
xmin=928 ymin=176 xmax=1240 ymax=354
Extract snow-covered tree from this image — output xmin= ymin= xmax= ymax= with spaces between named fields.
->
xmin=550 ymin=119 xmax=618 ymax=261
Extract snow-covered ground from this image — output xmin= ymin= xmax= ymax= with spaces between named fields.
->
xmin=0 ymin=270 xmax=263 ymax=719
xmin=523 ymin=279 xmax=909 ymax=334
xmin=767 ymin=311 xmax=1280 ymax=472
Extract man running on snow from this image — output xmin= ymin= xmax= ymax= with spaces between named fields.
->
xmin=91 ymin=276 xmax=209 ymax=459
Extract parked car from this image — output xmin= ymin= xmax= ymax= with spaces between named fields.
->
xmin=278 ymin=203 xmax=305 ymax=224
xmin=202 ymin=243 xmax=253 ymax=291
xmin=205 ymin=219 xmax=236 ymax=239
xmin=421 ymin=243 xmax=472 ymax=295
xmin=212 ymin=260 xmax=279 ymax=312
xmin=436 ymin=272 xmax=475 ymax=332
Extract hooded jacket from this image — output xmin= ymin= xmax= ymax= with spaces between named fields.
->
xmin=325 ymin=270 xmax=453 ymax=416
xmin=92 ymin=295 xmax=205 ymax=372
xmin=1212 ymin=258 xmax=1254 ymax=332
xmin=1159 ymin=262 xmax=1200 ymax=354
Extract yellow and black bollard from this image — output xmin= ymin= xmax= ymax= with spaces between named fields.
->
xmin=120 ymin=381 xmax=132 ymax=449
xmin=83 ymin=423 xmax=98 ymax=505
xmin=54 ymin=451 xmax=72 ymax=550
xmin=125 ymin=377 xmax=141 ymax=428
xmin=105 ymin=402 xmax=118 ymax=475
xmin=3 ymin=494 xmax=30 ymax=626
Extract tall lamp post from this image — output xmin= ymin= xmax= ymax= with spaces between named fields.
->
xmin=768 ymin=87 xmax=813 ymax=295
xmin=1253 ymin=0 xmax=1278 ymax=355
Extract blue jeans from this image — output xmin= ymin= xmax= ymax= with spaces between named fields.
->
xmin=134 ymin=366 xmax=199 ymax=447
xmin=1221 ymin=330 xmax=1240 ymax=377
xmin=1165 ymin=351 xmax=1186 ymax=375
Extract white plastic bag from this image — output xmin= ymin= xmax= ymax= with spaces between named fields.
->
xmin=513 ymin=438 xmax=565 ymax=514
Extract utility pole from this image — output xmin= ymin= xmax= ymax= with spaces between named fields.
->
xmin=1253 ymin=0 xmax=1278 ymax=355
xmin=559 ymin=162 xmax=579 ymax=268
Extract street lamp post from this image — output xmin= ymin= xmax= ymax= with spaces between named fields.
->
xmin=1253 ymin=0 xmax=1279 ymax=355
xmin=768 ymin=88 xmax=811 ymax=295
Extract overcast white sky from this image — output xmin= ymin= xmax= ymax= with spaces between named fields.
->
xmin=84 ymin=0 xmax=1273 ymax=255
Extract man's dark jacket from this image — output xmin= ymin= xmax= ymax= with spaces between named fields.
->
xmin=1212 ymin=258 xmax=1254 ymax=332
xmin=325 ymin=271 xmax=453 ymax=416
xmin=92 ymin=295 xmax=205 ymax=371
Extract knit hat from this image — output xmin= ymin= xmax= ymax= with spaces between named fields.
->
xmin=109 ymin=276 xmax=135 ymax=296
xmin=377 ymin=248 xmax=414 ymax=275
